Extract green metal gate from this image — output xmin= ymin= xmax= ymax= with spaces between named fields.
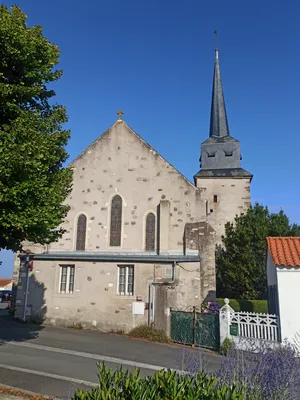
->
xmin=170 ymin=307 xmax=220 ymax=350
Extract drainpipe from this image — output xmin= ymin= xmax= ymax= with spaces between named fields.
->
xmin=151 ymin=261 xmax=176 ymax=286
xmin=148 ymin=281 xmax=152 ymax=326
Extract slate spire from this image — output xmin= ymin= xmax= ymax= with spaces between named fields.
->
xmin=209 ymin=49 xmax=230 ymax=138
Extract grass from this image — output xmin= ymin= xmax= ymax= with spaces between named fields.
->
xmin=128 ymin=324 xmax=169 ymax=343
xmin=68 ymin=322 xmax=84 ymax=330
xmin=109 ymin=329 xmax=125 ymax=335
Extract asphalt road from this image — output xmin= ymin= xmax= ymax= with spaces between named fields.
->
xmin=0 ymin=306 xmax=221 ymax=398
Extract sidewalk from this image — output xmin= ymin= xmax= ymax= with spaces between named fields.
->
xmin=0 ymin=386 xmax=54 ymax=400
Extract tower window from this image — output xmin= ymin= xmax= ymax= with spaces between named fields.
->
xmin=213 ymin=195 xmax=218 ymax=203
xmin=110 ymin=195 xmax=122 ymax=247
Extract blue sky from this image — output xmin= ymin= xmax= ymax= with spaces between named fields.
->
xmin=0 ymin=0 xmax=299 ymax=277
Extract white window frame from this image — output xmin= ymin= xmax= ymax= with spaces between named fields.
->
xmin=59 ymin=265 xmax=75 ymax=294
xmin=117 ymin=265 xmax=134 ymax=296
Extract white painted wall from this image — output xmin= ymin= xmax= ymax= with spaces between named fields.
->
xmin=277 ymin=267 xmax=300 ymax=344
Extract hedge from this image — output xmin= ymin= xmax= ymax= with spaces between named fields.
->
xmin=73 ymin=363 xmax=245 ymax=400
xmin=216 ymin=298 xmax=268 ymax=314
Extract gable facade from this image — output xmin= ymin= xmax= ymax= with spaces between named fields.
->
xmin=13 ymin=119 xmax=216 ymax=333
xmin=52 ymin=120 xmax=206 ymax=254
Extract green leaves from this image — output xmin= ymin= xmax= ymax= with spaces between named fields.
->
xmin=0 ymin=6 xmax=72 ymax=251
xmin=216 ymin=204 xmax=300 ymax=300
xmin=72 ymin=363 xmax=245 ymax=400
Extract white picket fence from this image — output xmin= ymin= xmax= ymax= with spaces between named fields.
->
xmin=230 ymin=311 xmax=279 ymax=342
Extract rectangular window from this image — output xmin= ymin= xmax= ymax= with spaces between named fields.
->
xmin=59 ymin=265 xmax=75 ymax=294
xmin=213 ymin=195 xmax=218 ymax=203
xmin=117 ymin=265 xmax=134 ymax=296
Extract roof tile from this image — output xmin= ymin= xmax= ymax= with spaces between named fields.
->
xmin=267 ymin=237 xmax=300 ymax=267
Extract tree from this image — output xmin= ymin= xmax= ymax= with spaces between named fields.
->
xmin=0 ymin=6 xmax=73 ymax=252
xmin=216 ymin=204 xmax=300 ymax=300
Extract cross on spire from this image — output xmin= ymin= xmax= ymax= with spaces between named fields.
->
xmin=117 ymin=109 xmax=124 ymax=121
xmin=213 ymin=29 xmax=219 ymax=50
xmin=209 ymin=34 xmax=230 ymax=138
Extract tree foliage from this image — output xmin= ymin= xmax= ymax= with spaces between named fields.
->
xmin=0 ymin=6 xmax=73 ymax=251
xmin=216 ymin=204 xmax=300 ymax=300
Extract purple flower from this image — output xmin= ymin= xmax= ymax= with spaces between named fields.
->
xmin=217 ymin=338 xmax=300 ymax=399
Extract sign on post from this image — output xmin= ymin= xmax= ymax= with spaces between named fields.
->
xmin=230 ymin=323 xmax=238 ymax=336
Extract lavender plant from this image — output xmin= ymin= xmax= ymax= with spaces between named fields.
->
xmin=174 ymin=345 xmax=210 ymax=375
xmin=217 ymin=337 xmax=300 ymax=400
xmin=175 ymin=332 xmax=300 ymax=400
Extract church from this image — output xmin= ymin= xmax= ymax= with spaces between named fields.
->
xmin=13 ymin=49 xmax=252 ymax=333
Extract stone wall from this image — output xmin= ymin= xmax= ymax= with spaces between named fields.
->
xmin=14 ymin=258 xmax=204 ymax=333
xmin=51 ymin=121 xmax=206 ymax=253
xmin=195 ymin=177 xmax=251 ymax=244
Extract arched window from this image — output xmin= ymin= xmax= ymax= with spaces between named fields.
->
xmin=110 ymin=195 xmax=122 ymax=247
xmin=145 ymin=212 xmax=156 ymax=251
xmin=76 ymin=214 xmax=87 ymax=251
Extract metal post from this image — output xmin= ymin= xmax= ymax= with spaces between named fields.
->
xmin=23 ymin=267 xmax=29 ymax=322
xmin=192 ymin=306 xmax=196 ymax=346
xmin=22 ymin=250 xmax=31 ymax=322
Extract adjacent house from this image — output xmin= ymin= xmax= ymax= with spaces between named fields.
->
xmin=267 ymin=236 xmax=300 ymax=344
xmin=13 ymin=49 xmax=252 ymax=333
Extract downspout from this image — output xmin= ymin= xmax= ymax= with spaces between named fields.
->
xmin=147 ymin=282 xmax=152 ymax=326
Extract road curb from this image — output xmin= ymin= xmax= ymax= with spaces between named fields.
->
xmin=0 ymin=385 xmax=60 ymax=400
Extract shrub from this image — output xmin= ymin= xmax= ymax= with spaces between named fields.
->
xmin=217 ymin=298 xmax=268 ymax=314
xmin=128 ymin=324 xmax=169 ymax=343
xmin=72 ymin=363 xmax=245 ymax=400
xmin=201 ymin=301 xmax=221 ymax=314
xmin=220 ymin=337 xmax=234 ymax=356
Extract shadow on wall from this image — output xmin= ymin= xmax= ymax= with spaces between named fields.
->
xmin=203 ymin=290 xmax=216 ymax=303
xmin=0 ymin=274 xmax=46 ymax=345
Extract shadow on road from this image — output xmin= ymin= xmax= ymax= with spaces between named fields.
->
xmin=0 ymin=273 xmax=46 ymax=344
xmin=0 ymin=311 xmax=44 ymax=344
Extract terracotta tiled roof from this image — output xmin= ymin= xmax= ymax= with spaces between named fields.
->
xmin=267 ymin=237 xmax=300 ymax=267
xmin=0 ymin=278 xmax=12 ymax=287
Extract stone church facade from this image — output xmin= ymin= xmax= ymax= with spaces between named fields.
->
xmin=13 ymin=49 xmax=252 ymax=333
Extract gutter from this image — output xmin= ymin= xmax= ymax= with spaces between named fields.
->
xmin=18 ymin=252 xmax=200 ymax=264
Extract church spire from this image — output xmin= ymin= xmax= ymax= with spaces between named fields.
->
xmin=209 ymin=48 xmax=230 ymax=138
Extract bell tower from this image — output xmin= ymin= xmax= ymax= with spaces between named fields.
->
xmin=194 ymin=48 xmax=253 ymax=243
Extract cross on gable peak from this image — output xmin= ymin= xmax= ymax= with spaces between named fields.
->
xmin=117 ymin=109 xmax=124 ymax=120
